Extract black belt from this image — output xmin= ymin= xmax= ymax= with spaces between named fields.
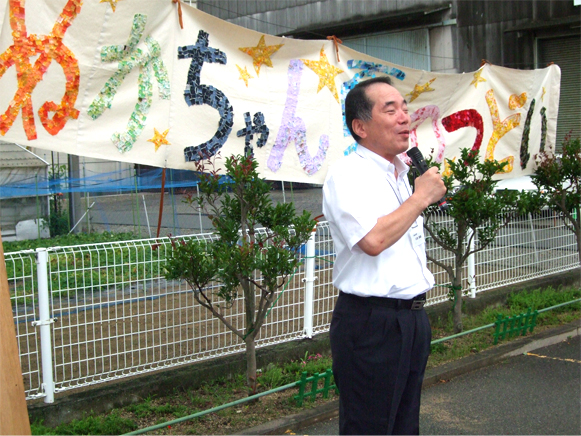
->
xmin=339 ymin=291 xmax=426 ymax=310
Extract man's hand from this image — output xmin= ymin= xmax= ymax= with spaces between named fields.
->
xmin=412 ymin=167 xmax=447 ymax=209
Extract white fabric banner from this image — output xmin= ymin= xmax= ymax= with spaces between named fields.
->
xmin=0 ymin=0 xmax=560 ymax=184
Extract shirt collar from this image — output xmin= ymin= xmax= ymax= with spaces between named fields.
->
xmin=354 ymin=144 xmax=410 ymax=178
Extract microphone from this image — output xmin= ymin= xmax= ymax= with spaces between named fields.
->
xmin=406 ymin=147 xmax=449 ymax=211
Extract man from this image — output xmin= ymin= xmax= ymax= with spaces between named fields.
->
xmin=322 ymin=76 xmax=446 ymax=435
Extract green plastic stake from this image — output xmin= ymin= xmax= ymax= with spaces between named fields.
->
xmin=323 ymin=369 xmax=331 ymax=399
xmin=294 ymin=371 xmax=308 ymax=407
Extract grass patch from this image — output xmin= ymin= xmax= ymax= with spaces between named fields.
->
xmin=30 ymin=285 xmax=579 ymax=435
xmin=31 ymin=410 xmax=137 ymax=435
xmin=258 ymin=352 xmax=333 ymax=390
xmin=4 ymin=231 xmax=168 ymax=302
xmin=428 ymin=285 xmax=580 ymax=367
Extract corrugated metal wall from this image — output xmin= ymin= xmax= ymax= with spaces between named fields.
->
xmin=342 ymin=29 xmax=430 ymax=71
xmin=195 ymin=0 xmax=454 ymax=37
xmin=538 ymin=35 xmax=581 ymax=148
xmin=455 ymin=0 xmax=579 ymax=71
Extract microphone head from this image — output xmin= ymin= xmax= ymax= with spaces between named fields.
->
xmin=406 ymin=147 xmax=424 ymax=161
xmin=406 ymin=147 xmax=428 ymax=174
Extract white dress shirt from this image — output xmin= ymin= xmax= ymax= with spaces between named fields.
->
xmin=322 ymin=145 xmax=434 ymax=299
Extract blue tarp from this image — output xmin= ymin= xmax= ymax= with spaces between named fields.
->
xmin=0 ymin=167 xmax=230 ymax=199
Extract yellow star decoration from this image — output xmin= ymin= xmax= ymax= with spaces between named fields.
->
xmin=407 ymin=78 xmax=436 ymax=103
xmin=236 ymin=64 xmax=253 ymax=87
xmin=99 ymin=0 xmax=122 ymax=12
xmin=300 ymin=47 xmax=344 ymax=103
xmin=541 ymin=87 xmax=546 ymax=101
xmin=508 ymin=92 xmax=527 ymax=110
xmin=239 ymin=35 xmax=284 ymax=77
xmin=148 ymin=128 xmax=170 ymax=152
xmin=470 ymin=69 xmax=487 ymax=88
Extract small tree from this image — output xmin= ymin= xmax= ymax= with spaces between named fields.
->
xmin=532 ymin=134 xmax=581 ymax=270
xmin=419 ymin=148 xmax=534 ymax=333
xmin=164 ymin=154 xmax=315 ymax=395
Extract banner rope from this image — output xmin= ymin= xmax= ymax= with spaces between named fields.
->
xmin=172 ymin=0 xmax=184 ymax=29
xmin=326 ymin=36 xmax=343 ymax=62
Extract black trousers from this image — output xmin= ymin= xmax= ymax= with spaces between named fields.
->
xmin=330 ymin=292 xmax=431 ymax=435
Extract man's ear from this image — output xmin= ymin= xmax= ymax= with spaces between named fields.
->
xmin=352 ymin=119 xmax=367 ymax=139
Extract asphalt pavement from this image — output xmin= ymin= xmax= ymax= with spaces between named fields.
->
xmin=420 ymin=334 xmax=580 ymax=435
xmin=242 ymin=320 xmax=580 ymax=435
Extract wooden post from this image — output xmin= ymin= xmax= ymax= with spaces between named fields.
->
xmin=156 ymin=168 xmax=166 ymax=238
xmin=0 ymin=228 xmax=31 ymax=435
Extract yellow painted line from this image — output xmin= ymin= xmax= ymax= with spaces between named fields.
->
xmin=525 ymin=352 xmax=581 ymax=364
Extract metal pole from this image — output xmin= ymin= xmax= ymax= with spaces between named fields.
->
xmin=84 ymin=161 xmax=91 ymax=234
xmin=169 ymin=170 xmax=177 ymax=234
xmin=156 ymin=169 xmax=166 ymax=238
xmin=302 ymin=228 xmax=316 ymax=338
xmin=35 ymin=174 xmax=40 ymax=240
xmin=281 ymin=181 xmax=286 ymax=203
xmin=34 ymin=248 xmax=55 ymax=403
xmin=142 ymin=195 xmax=152 ymax=238
xmin=67 ymin=154 xmax=82 ymax=233
xmin=134 ymin=169 xmax=141 ymax=238
xmin=69 ymin=202 xmax=95 ymax=234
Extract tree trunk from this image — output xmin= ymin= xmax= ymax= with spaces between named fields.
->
xmin=245 ymin=336 xmax=258 ymax=396
xmin=575 ymin=228 xmax=581 ymax=286
xmin=452 ymin=283 xmax=463 ymax=333
xmin=452 ymin=260 xmax=464 ymax=333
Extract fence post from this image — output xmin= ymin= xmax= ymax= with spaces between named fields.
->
xmin=303 ymin=228 xmax=316 ymax=338
xmin=528 ymin=213 xmax=540 ymax=265
xmin=467 ymin=228 xmax=476 ymax=298
xmin=196 ymin=184 xmax=203 ymax=232
xmin=34 ymin=248 xmax=55 ymax=403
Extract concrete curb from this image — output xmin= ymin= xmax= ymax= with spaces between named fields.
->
xmin=241 ymin=319 xmax=581 ymax=435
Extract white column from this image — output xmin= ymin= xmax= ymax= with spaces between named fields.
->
xmin=35 ymin=248 xmax=55 ymax=403
xmin=303 ymin=228 xmax=316 ymax=338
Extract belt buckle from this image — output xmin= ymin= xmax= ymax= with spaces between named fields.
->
xmin=411 ymin=299 xmax=425 ymax=310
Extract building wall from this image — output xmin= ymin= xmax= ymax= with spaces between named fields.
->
xmin=196 ymin=0 xmax=458 ymax=72
xmin=196 ymin=0 xmax=455 ymax=37
xmin=0 ymin=197 xmax=48 ymax=239
xmin=430 ymin=25 xmax=457 ymax=73
xmin=196 ymin=0 xmax=579 ymax=72
xmin=455 ymin=0 xmax=579 ymax=72
xmin=455 ymin=0 xmax=580 ymax=147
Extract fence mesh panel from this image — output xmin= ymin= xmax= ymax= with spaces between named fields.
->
xmin=5 ymin=204 xmax=579 ymax=400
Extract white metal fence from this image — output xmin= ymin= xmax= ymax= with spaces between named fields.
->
xmin=5 ymin=209 xmax=579 ymax=402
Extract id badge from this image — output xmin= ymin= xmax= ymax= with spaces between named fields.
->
xmin=410 ymin=217 xmax=425 ymax=247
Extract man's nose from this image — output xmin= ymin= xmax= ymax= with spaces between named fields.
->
xmin=398 ymin=111 xmax=410 ymax=124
